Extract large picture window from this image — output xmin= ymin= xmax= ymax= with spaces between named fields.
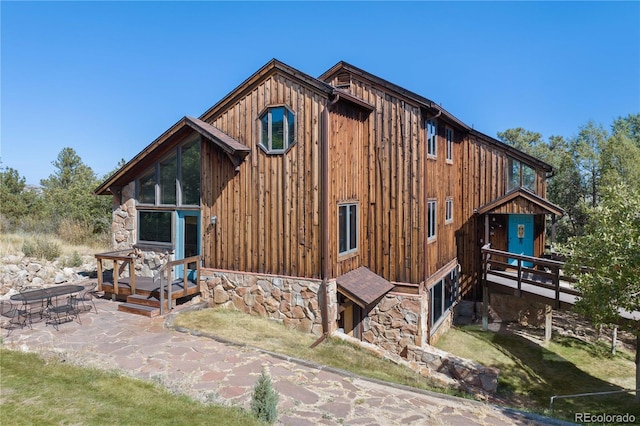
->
xmin=507 ymin=157 xmax=536 ymax=193
xmin=338 ymin=203 xmax=358 ymax=255
xmin=138 ymin=211 xmax=172 ymax=245
xmin=259 ymin=106 xmax=295 ymax=153
xmin=136 ymin=136 xmax=201 ymax=207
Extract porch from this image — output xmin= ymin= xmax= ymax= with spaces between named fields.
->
xmin=95 ymin=250 xmax=201 ymax=317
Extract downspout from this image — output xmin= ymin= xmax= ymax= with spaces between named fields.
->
xmin=311 ymin=94 xmax=339 ymax=348
xmin=423 ymin=104 xmax=442 ymax=343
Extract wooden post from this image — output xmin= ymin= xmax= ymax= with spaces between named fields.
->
xmin=96 ymin=258 xmax=103 ymax=291
xmin=612 ymin=326 xmax=618 ymax=355
xmin=544 ymin=305 xmax=553 ymax=342
xmin=482 ymin=285 xmax=489 ymax=331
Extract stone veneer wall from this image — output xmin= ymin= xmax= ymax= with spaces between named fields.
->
xmin=108 ymin=181 xmax=173 ymax=277
xmin=362 ymin=292 xmax=428 ymax=355
xmin=200 ymin=269 xmax=338 ymax=336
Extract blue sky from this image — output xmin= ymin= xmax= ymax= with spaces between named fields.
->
xmin=2 ymin=1 xmax=639 ymax=186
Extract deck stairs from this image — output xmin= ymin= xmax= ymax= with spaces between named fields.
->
xmin=118 ymin=293 xmax=170 ymax=317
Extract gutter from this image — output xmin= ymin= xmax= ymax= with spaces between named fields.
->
xmin=423 ymin=106 xmax=442 ymax=343
xmin=311 ymin=94 xmax=340 ymax=349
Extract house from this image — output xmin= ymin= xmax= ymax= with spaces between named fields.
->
xmin=95 ymin=59 xmax=563 ymax=353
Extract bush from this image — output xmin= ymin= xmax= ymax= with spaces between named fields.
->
xmin=57 ymin=218 xmax=92 ymax=245
xmin=250 ymin=368 xmax=279 ymax=424
xmin=63 ymin=251 xmax=83 ymax=268
xmin=22 ymin=236 xmax=61 ymax=261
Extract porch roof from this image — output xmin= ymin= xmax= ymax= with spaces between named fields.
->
xmin=477 ymin=188 xmax=565 ymax=216
xmin=95 ymin=116 xmax=250 ymax=195
xmin=336 ymin=266 xmax=395 ymax=309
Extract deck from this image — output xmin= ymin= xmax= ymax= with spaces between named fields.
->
xmin=99 ymin=275 xmax=199 ymax=300
xmin=482 ymin=245 xmax=639 ymax=321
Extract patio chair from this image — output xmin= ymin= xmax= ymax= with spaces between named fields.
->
xmin=46 ymin=296 xmax=81 ymax=331
xmin=0 ymin=299 xmax=31 ymax=335
xmin=70 ymin=282 xmax=99 ymax=314
xmin=17 ymin=286 xmax=48 ymax=324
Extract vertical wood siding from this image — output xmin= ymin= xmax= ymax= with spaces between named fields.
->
xmin=202 ymin=72 xmax=326 ymax=278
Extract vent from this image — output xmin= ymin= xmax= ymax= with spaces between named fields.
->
xmin=336 ymin=72 xmax=351 ymax=88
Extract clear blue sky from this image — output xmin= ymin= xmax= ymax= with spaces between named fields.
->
xmin=2 ymin=1 xmax=639 ymax=186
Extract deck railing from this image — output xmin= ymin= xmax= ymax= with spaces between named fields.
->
xmin=95 ymin=250 xmax=137 ymax=296
xmin=154 ymin=255 xmax=201 ymax=315
xmin=481 ymin=244 xmax=580 ymax=309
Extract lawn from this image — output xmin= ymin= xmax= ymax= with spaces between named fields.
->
xmin=435 ymin=324 xmax=640 ymax=421
xmin=0 ymin=349 xmax=262 ymax=426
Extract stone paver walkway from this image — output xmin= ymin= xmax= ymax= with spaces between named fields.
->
xmin=2 ymin=297 xmax=560 ymax=425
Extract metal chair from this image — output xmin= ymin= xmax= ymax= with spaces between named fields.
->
xmin=46 ymin=296 xmax=81 ymax=331
xmin=70 ymin=282 xmax=99 ymax=314
xmin=0 ymin=299 xmax=31 ymax=335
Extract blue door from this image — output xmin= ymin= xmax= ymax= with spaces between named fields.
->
xmin=176 ymin=211 xmax=200 ymax=280
xmin=507 ymin=214 xmax=534 ymax=267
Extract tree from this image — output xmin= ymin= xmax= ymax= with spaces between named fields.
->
xmin=612 ymin=113 xmax=640 ymax=149
xmin=0 ymin=165 xmax=42 ymax=229
xmin=564 ymin=183 xmax=640 ymax=398
xmin=250 ymin=368 xmax=279 ymax=423
xmin=572 ymin=121 xmax=608 ymax=208
xmin=40 ymin=148 xmax=111 ymax=234
xmin=600 ymin=133 xmax=640 ymax=190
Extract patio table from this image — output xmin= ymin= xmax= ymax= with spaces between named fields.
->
xmin=10 ymin=284 xmax=86 ymax=329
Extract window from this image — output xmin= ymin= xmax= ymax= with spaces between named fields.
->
xmin=427 ymin=199 xmax=437 ymax=241
xmin=338 ymin=203 xmax=358 ymax=255
xmin=138 ymin=211 xmax=172 ymax=245
xmin=426 ymin=119 xmax=437 ymax=157
xmin=507 ymin=157 xmax=536 ymax=193
xmin=136 ymin=136 xmax=201 ymax=207
xmin=445 ymin=198 xmax=453 ymax=224
xmin=430 ymin=266 xmax=459 ymax=327
xmin=445 ymin=128 xmax=453 ymax=162
xmin=259 ymin=106 xmax=295 ymax=153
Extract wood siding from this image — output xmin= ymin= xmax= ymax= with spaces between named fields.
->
xmin=202 ymin=72 xmax=327 ymax=278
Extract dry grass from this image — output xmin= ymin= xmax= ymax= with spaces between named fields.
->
xmin=0 ymin=232 xmax=109 ymax=260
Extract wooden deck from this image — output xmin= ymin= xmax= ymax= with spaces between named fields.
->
xmin=100 ymin=275 xmax=199 ymax=300
xmin=482 ymin=245 xmax=639 ymax=321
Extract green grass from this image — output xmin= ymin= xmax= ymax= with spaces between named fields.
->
xmin=0 ymin=349 xmax=262 ymax=426
xmin=173 ymin=308 xmax=459 ymax=396
xmin=435 ymin=324 xmax=640 ymax=420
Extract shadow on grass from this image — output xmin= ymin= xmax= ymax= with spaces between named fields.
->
xmin=456 ymin=325 xmax=640 ymax=422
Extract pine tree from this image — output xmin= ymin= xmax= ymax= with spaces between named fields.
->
xmin=250 ymin=368 xmax=279 ymax=424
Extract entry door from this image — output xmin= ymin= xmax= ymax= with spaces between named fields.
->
xmin=507 ymin=214 xmax=534 ymax=267
xmin=176 ymin=211 xmax=200 ymax=280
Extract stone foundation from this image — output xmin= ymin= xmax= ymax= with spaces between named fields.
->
xmin=362 ymin=292 xmax=427 ymax=355
xmin=200 ymin=269 xmax=337 ymax=336
xmin=112 ymin=182 xmax=136 ymax=249
xmin=490 ymin=293 xmax=548 ymax=327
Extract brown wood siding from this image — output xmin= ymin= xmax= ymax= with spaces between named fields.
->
xmin=202 ymin=72 xmax=326 ymax=278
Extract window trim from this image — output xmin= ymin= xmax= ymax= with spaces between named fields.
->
xmin=137 ymin=210 xmax=174 ymax=248
xmin=426 ymin=119 xmax=437 ymax=158
xmin=338 ymin=202 xmax=358 ymax=257
xmin=445 ymin=127 xmax=453 ymax=163
xmin=445 ymin=197 xmax=453 ymax=224
xmin=258 ymin=105 xmax=296 ymax=154
xmin=427 ymin=199 xmax=437 ymax=242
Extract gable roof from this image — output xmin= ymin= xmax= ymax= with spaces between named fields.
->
xmin=336 ymin=266 xmax=395 ymax=309
xmin=477 ymin=187 xmax=565 ymax=216
xmin=95 ymin=116 xmax=249 ymax=195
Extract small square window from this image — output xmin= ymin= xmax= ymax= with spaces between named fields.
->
xmin=446 ymin=128 xmax=453 ymax=162
xmin=426 ymin=119 xmax=437 ymax=157
xmin=338 ymin=203 xmax=358 ymax=255
xmin=259 ymin=106 xmax=295 ymax=153
xmin=427 ymin=199 xmax=437 ymax=241
xmin=445 ymin=198 xmax=453 ymax=224
xmin=139 ymin=211 xmax=172 ymax=245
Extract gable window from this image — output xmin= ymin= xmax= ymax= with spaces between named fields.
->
xmin=445 ymin=127 xmax=453 ymax=162
xmin=426 ymin=119 xmax=437 ymax=158
xmin=259 ymin=106 xmax=295 ymax=153
xmin=338 ymin=203 xmax=358 ymax=256
xmin=445 ymin=197 xmax=453 ymax=224
xmin=507 ymin=157 xmax=536 ymax=193
xmin=427 ymin=199 xmax=437 ymax=241
xmin=139 ymin=211 xmax=172 ymax=245
xmin=136 ymin=135 xmax=201 ymax=207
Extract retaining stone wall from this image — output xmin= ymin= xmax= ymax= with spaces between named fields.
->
xmin=200 ymin=269 xmax=338 ymax=336
xmin=490 ymin=293 xmax=547 ymax=327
